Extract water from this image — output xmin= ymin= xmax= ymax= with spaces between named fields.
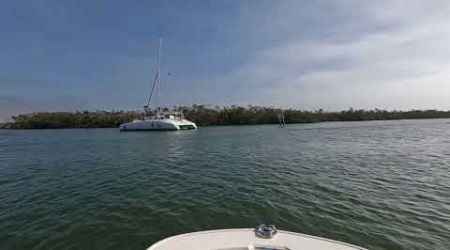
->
xmin=1 ymin=119 xmax=449 ymax=250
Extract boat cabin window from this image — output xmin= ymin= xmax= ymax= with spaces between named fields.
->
xmin=151 ymin=112 xmax=183 ymax=120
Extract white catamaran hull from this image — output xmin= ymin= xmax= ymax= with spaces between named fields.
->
xmin=147 ymin=228 xmax=367 ymax=250
xmin=119 ymin=118 xmax=197 ymax=131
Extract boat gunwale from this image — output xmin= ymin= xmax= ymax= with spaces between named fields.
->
xmin=147 ymin=228 xmax=368 ymax=250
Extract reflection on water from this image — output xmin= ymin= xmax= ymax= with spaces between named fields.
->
xmin=1 ymin=119 xmax=449 ymax=250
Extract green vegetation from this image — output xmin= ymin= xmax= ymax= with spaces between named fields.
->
xmin=7 ymin=105 xmax=450 ymax=129
xmin=10 ymin=111 xmax=143 ymax=129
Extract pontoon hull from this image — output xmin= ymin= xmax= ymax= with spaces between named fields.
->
xmin=119 ymin=119 xmax=197 ymax=131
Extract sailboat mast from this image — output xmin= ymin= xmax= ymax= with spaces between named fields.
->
xmin=156 ymin=37 xmax=162 ymax=114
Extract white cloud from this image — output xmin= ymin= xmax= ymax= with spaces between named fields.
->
xmin=2 ymin=1 xmax=450 ymax=117
xmin=195 ymin=1 xmax=450 ymax=110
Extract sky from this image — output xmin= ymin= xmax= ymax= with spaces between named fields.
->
xmin=1 ymin=0 xmax=450 ymax=122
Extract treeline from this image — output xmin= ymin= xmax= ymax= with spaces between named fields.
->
xmin=10 ymin=110 xmax=142 ymax=129
xmin=7 ymin=105 xmax=450 ymax=129
xmin=184 ymin=105 xmax=450 ymax=125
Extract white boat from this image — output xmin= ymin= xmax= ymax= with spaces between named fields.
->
xmin=119 ymin=38 xmax=197 ymax=131
xmin=119 ymin=111 xmax=197 ymax=131
xmin=147 ymin=224 xmax=367 ymax=250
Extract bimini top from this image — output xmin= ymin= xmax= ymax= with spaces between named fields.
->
xmin=147 ymin=225 xmax=367 ymax=250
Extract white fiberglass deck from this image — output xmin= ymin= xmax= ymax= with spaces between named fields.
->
xmin=119 ymin=117 xmax=197 ymax=131
xmin=147 ymin=228 xmax=367 ymax=250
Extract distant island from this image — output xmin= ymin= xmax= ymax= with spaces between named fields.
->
xmin=4 ymin=105 xmax=450 ymax=129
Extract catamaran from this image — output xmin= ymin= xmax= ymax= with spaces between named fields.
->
xmin=147 ymin=224 xmax=367 ymax=250
xmin=119 ymin=38 xmax=197 ymax=131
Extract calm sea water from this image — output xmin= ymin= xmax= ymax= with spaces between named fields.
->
xmin=1 ymin=119 xmax=449 ymax=250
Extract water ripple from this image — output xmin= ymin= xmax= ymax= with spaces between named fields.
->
xmin=1 ymin=119 xmax=450 ymax=250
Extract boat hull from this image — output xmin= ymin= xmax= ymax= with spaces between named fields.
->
xmin=119 ymin=119 xmax=197 ymax=131
xmin=147 ymin=228 xmax=367 ymax=250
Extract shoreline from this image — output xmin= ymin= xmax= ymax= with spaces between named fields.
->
xmin=5 ymin=106 xmax=450 ymax=129
xmin=3 ymin=116 xmax=450 ymax=130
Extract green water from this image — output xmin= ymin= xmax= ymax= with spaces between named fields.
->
xmin=1 ymin=119 xmax=449 ymax=249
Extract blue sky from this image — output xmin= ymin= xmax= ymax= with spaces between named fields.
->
xmin=1 ymin=1 xmax=450 ymax=121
